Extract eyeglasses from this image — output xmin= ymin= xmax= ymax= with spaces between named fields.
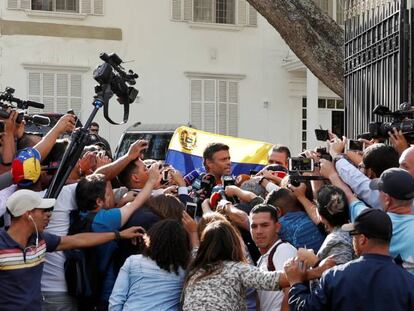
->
xmin=90 ymin=128 xmax=99 ymax=133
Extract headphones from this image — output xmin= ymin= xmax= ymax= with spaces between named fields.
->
xmin=28 ymin=214 xmax=34 ymax=221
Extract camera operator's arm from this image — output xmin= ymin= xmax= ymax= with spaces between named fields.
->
xmin=389 ymin=128 xmax=409 ymax=155
xmin=0 ymin=111 xmax=18 ymax=171
xmin=319 ymin=159 xmax=357 ymax=205
xmin=34 ymin=114 xmax=75 ymax=160
xmin=290 ymin=183 xmax=321 ymax=225
xmin=225 ymin=185 xmax=257 ymax=203
xmin=217 ymin=201 xmax=250 ymax=231
xmin=119 ymin=163 xmax=160 ymax=226
xmin=94 ymin=140 xmax=148 ymax=181
xmin=169 ymin=169 xmax=193 ymax=205
xmin=259 ymin=169 xmax=283 ymax=185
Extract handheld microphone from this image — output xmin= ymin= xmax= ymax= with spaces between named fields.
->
xmin=209 ymin=190 xmax=227 ymax=209
xmin=25 ymin=114 xmax=51 ymax=126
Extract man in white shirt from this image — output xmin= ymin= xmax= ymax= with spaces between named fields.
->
xmin=250 ymin=203 xmax=297 ymax=311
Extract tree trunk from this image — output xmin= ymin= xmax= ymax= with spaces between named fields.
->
xmin=247 ymin=0 xmax=344 ymax=98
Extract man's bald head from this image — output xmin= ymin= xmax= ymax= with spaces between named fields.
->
xmin=400 ymin=146 xmax=414 ymax=176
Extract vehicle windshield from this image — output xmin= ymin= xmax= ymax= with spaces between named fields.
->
xmin=114 ymin=132 xmax=173 ymax=160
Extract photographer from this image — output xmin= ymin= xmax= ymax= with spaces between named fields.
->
xmin=0 ymin=110 xmax=20 ymax=174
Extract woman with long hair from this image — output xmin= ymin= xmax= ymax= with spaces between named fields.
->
xmin=182 ymin=220 xmax=282 ymax=310
xmin=109 ymin=219 xmax=190 ymax=311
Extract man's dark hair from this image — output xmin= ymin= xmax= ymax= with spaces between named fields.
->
xmin=144 ymin=219 xmax=190 ymax=275
xmin=118 ymin=161 xmax=137 ymax=189
xmin=203 ymin=143 xmax=229 ymax=167
xmin=90 ymin=122 xmax=99 ymax=128
xmin=75 ymin=174 xmax=107 ymax=211
xmin=317 ymin=185 xmax=349 ymax=227
xmin=250 ymin=203 xmax=279 ymax=222
xmin=271 ymin=145 xmax=291 ymax=158
xmin=42 ymin=139 xmax=69 ymax=167
xmin=265 ymin=188 xmax=299 ymax=213
xmin=363 ymin=144 xmax=399 ymax=177
xmin=17 ymin=133 xmax=43 ymax=150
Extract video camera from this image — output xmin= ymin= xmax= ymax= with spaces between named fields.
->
xmin=93 ymin=53 xmax=138 ymax=124
xmin=0 ymin=87 xmax=49 ymax=130
xmin=287 ymin=157 xmax=327 ymax=186
xmin=359 ymin=103 xmax=414 ymax=141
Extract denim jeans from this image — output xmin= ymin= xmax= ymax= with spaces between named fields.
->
xmin=42 ymin=292 xmax=78 ymax=311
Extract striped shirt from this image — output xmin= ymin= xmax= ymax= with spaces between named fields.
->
xmin=0 ymin=229 xmax=60 ymax=310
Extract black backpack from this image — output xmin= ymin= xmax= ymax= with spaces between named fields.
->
xmin=64 ymin=211 xmax=102 ymax=310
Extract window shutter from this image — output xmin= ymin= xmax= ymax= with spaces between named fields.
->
xmin=57 ymin=74 xmax=68 ymax=113
xmin=43 ymin=73 xmax=55 ymax=112
xmin=172 ymin=0 xmax=182 ymax=20
xmin=190 ymin=80 xmax=202 ymax=129
xmin=28 ymin=73 xmax=41 ymax=113
xmin=203 ymin=80 xmax=216 ymax=132
xmin=7 ymin=0 xmax=19 ymax=9
xmin=93 ymin=0 xmax=104 ymax=15
xmin=237 ymin=0 xmax=247 ymax=25
xmin=80 ymin=0 xmax=91 ymax=14
xmin=217 ymin=80 xmax=227 ymax=134
xmin=228 ymin=82 xmax=238 ymax=136
xmin=70 ymin=74 xmax=82 ymax=114
xmin=248 ymin=4 xmax=257 ymax=26
xmin=20 ymin=0 xmax=30 ymax=10
xmin=228 ymin=103 xmax=238 ymax=136
xmin=183 ymin=0 xmax=192 ymax=21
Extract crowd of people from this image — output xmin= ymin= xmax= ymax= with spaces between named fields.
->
xmin=0 ymin=110 xmax=414 ymax=311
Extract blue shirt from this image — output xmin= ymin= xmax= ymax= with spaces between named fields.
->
xmin=0 ymin=230 xmax=60 ymax=310
xmin=279 ymin=211 xmax=325 ymax=252
xmin=289 ymin=254 xmax=414 ymax=311
xmin=87 ymin=208 xmax=122 ymax=302
xmin=350 ymin=200 xmax=414 ymax=273
xmin=109 ymin=254 xmax=185 ymax=311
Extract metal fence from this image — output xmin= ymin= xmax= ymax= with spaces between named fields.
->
xmin=344 ymin=0 xmax=410 ymax=138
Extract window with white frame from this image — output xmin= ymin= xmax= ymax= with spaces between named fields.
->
xmin=7 ymin=0 xmax=103 ymax=15
xmin=172 ymin=0 xmax=257 ymax=27
xmin=27 ymin=71 xmax=82 ymax=115
xmin=190 ymin=79 xmax=239 ymax=136
xmin=32 ymin=0 xmax=79 ymax=12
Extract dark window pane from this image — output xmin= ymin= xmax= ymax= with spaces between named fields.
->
xmin=327 ymin=99 xmax=336 ymax=109
xmin=336 ymin=100 xmax=344 ymax=109
xmin=302 ymin=131 xmax=307 ymax=141
xmin=302 ymin=108 xmax=307 ymax=119
xmin=318 ymin=98 xmax=326 ymax=108
xmin=302 ymin=98 xmax=307 ymax=107
xmin=302 ymin=120 xmax=307 ymax=130
xmin=302 ymin=143 xmax=307 ymax=150
xmin=331 ymin=111 xmax=344 ymax=138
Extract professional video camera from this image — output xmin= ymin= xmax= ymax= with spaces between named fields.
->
xmin=359 ymin=103 xmax=414 ymax=141
xmin=0 ymin=87 xmax=49 ymax=130
xmin=93 ymin=53 xmax=139 ymax=124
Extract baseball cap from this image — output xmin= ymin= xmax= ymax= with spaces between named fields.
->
xmin=342 ymin=209 xmax=393 ymax=242
xmin=6 ymin=189 xmax=55 ymax=217
xmin=369 ymin=168 xmax=414 ymax=200
xmin=11 ymin=148 xmax=41 ymax=187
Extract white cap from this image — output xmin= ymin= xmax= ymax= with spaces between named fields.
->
xmin=6 ymin=189 xmax=56 ymax=217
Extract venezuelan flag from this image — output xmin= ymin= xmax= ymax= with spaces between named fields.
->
xmin=165 ymin=126 xmax=273 ymax=176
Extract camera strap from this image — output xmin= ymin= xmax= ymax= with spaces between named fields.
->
xmin=103 ymin=98 xmax=129 ymax=125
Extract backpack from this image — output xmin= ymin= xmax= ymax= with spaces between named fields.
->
xmin=267 ymin=240 xmax=285 ymax=271
xmin=64 ymin=211 xmax=102 ymax=310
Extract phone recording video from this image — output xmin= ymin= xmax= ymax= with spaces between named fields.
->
xmin=288 ymin=157 xmax=315 ymax=172
xmin=347 ymin=140 xmax=364 ymax=152
xmin=315 ymin=129 xmax=329 ymax=141
xmin=185 ymin=202 xmax=198 ymax=219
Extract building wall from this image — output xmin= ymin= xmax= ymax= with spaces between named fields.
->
xmin=0 ymin=0 xmax=339 ymax=156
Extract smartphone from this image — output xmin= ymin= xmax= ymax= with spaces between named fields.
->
xmin=249 ymin=169 xmax=259 ymax=176
xmin=347 ymin=140 xmax=364 ymax=152
xmin=185 ymin=202 xmax=198 ymax=219
xmin=288 ymin=157 xmax=314 ymax=172
xmin=315 ymin=129 xmax=329 ymax=141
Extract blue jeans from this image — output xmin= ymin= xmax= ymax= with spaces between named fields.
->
xmin=42 ymin=292 xmax=78 ymax=311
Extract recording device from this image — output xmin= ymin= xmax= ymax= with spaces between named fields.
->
xmin=192 ymin=173 xmax=216 ymax=197
xmin=288 ymin=157 xmax=315 ymax=172
xmin=346 ymin=139 xmax=364 ymax=152
xmin=249 ymin=169 xmax=259 ymax=176
xmin=316 ymin=147 xmax=332 ymax=161
xmin=222 ymin=175 xmax=235 ymax=188
xmin=185 ymin=201 xmax=198 ymax=219
xmin=359 ymin=103 xmax=414 ymax=141
xmin=315 ymin=129 xmax=329 ymax=141
xmin=0 ymin=87 xmax=44 ymax=110
xmin=93 ymin=53 xmax=138 ymax=106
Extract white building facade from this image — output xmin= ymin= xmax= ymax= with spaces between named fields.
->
xmin=0 ymin=0 xmax=343 ymax=155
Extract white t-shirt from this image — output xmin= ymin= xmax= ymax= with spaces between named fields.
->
xmin=257 ymin=240 xmax=297 ymax=311
xmin=41 ymin=183 xmax=78 ymax=292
